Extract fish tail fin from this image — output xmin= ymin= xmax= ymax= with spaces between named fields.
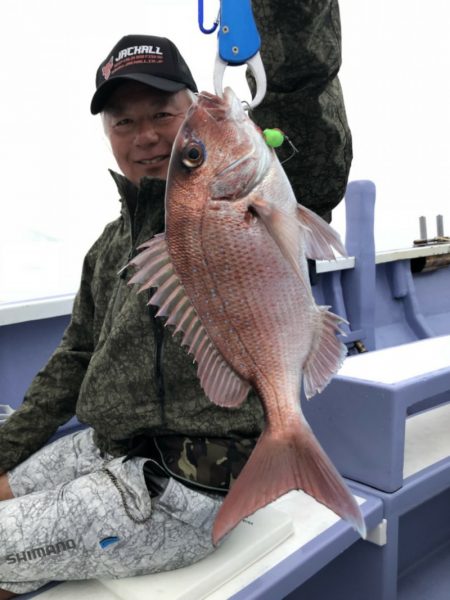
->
xmin=303 ymin=307 xmax=348 ymax=399
xmin=212 ymin=423 xmax=366 ymax=545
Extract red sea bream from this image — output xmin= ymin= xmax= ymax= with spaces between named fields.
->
xmin=128 ymin=88 xmax=366 ymax=544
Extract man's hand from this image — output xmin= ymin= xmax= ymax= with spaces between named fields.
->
xmin=0 ymin=473 xmax=13 ymax=500
xmin=0 ymin=404 xmax=15 ymax=424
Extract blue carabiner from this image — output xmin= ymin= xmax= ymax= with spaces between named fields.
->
xmin=218 ymin=0 xmax=261 ymax=65
xmin=198 ymin=0 xmax=219 ymax=34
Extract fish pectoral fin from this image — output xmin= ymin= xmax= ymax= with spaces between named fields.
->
xmin=127 ymin=234 xmax=250 ymax=409
xmin=296 ymin=204 xmax=347 ymax=260
xmin=303 ymin=307 xmax=348 ymax=399
xmin=250 ymin=197 xmax=309 ymax=288
xmin=212 ymin=422 xmax=366 ymax=546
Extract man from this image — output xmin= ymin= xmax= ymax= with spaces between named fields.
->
xmin=0 ymin=35 xmax=243 ymax=599
xmin=0 ymin=2 xmax=351 ymax=596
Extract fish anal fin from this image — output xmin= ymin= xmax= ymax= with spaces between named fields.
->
xmin=303 ymin=308 xmax=348 ymax=399
xmin=212 ymin=422 xmax=366 ymax=546
xmin=199 ymin=346 xmax=251 ymax=408
xmin=296 ymin=204 xmax=347 ymax=260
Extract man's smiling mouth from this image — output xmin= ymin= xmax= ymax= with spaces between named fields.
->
xmin=136 ymin=156 xmax=168 ymax=165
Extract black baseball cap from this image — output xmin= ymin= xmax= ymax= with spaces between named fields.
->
xmin=90 ymin=34 xmax=198 ymax=114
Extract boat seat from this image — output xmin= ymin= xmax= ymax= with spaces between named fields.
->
xmin=302 ymin=335 xmax=450 ymax=492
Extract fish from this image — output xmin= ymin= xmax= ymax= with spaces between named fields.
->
xmin=127 ymin=88 xmax=366 ymax=544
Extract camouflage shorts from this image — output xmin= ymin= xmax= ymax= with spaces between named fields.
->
xmin=1 ymin=428 xmax=222 ymax=595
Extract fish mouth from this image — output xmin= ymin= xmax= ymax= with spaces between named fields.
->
xmin=196 ymin=88 xmax=245 ymax=123
xmin=195 ymin=92 xmax=229 ymax=123
xmin=197 ymin=91 xmax=224 ymax=106
xmin=197 ymin=91 xmax=226 ymax=109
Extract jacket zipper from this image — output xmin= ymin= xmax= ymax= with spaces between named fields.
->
xmin=119 ymin=211 xmax=140 ymax=280
xmin=148 ymin=289 xmax=166 ymax=425
xmin=123 ymin=194 xmax=166 ymax=426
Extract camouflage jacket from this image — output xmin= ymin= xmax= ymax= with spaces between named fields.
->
xmin=251 ymin=0 xmax=352 ymax=222
xmin=0 ymin=172 xmax=264 ymax=490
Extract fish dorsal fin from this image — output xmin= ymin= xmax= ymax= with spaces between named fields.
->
xmin=296 ymin=204 xmax=347 ymax=260
xmin=128 ymin=233 xmax=250 ymax=407
xmin=302 ymin=306 xmax=348 ymax=399
xmin=250 ymin=197 xmax=309 ymax=289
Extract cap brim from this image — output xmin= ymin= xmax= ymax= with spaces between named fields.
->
xmin=90 ymin=73 xmax=187 ymax=114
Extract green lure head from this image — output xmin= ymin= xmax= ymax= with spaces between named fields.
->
xmin=263 ymin=128 xmax=285 ymax=148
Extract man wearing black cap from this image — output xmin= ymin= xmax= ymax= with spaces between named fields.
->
xmin=91 ymin=34 xmax=198 ymax=111
xmin=0 ymin=4 xmax=351 ymax=594
xmin=91 ymin=34 xmax=198 ymax=183
xmin=0 ymin=35 xmax=234 ymax=599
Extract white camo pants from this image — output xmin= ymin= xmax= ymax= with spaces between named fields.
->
xmin=0 ymin=429 xmax=222 ymax=595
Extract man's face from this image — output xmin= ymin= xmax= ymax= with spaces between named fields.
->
xmin=102 ymin=81 xmax=193 ymax=184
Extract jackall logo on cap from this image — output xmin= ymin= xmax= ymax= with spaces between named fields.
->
xmin=102 ymin=45 xmax=164 ymax=80
xmin=102 ymin=56 xmax=114 ymax=80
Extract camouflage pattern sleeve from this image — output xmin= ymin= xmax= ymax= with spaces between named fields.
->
xmin=0 ymin=230 xmax=109 ymax=474
xmin=250 ymin=0 xmax=352 ymax=222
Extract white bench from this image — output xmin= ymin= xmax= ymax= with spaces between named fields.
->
xmin=30 ymin=491 xmax=381 ymax=600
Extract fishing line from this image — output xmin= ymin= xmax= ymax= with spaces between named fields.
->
xmin=240 ymin=102 xmax=300 ymax=165
xmin=280 ymin=134 xmax=300 ymax=164
xmin=263 ymin=128 xmax=300 ymax=164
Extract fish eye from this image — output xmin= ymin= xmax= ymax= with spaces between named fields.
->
xmin=181 ymin=142 xmax=205 ymax=168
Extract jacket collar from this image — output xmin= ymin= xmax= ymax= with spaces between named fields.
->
xmin=108 ymin=170 xmax=166 ymax=215
xmin=109 ymin=170 xmax=166 ymax=244
xmin=109 ymin=169 xmax=138 ymax=209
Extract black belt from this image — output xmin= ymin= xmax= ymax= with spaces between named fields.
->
xmin=123 ymin=434 xmax=227 ymax=498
